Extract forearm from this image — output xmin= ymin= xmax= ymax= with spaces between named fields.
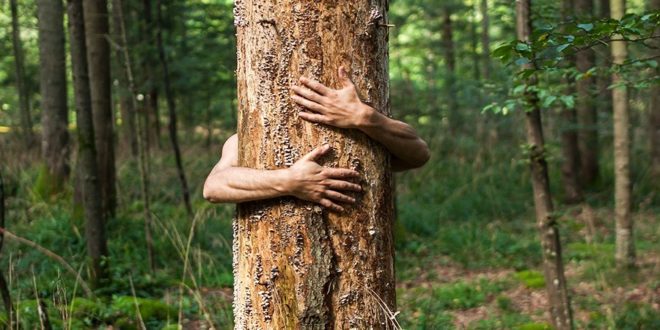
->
xmin=357 ymin=106 xmax=430 ymax=170
xmin=203 ymin=167 xmax=290 ymax=203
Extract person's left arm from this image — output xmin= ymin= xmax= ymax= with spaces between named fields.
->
xmin=291 ymin=67 xmax=430 ymax=171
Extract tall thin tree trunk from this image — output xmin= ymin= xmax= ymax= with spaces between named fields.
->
xmin=516 ymin=0 xmax=574 ymax=328
xmin=112 ymin=0 xmax=138 ymax=158
xmin=576 ymin=0 xmax=599 ymax=188
xmin=560 ymin=0 xmax=583 ymax=204
xmin=0 ymin=172 xmax=13 ymax=329
xmin=67 ymin=0 xmax=110 ymax=288
xmin=83 ymin=0 xmax=117 ymax=218
xmin=37 ymin=0 xmax=70 ymax=194
xmin=10 ymin=0 xmax=34 ymax=146
xmin=142 ymin=0 xmax=162 ymax=149
xmin=596 ymin=0 xmax=612 ymax=135
xmin=443 ymin=6 xmax=458 ymax=130
xmin=233 ymin=0 xmax=395 ymax=328
xmin=156 ymin=0 xmax=193 ymax=216
xmin=115 ymin=0 xmax=156 ymax=272
xmin=471 ymin=3 xmax=480 ymax=82
xmin=481 ymin=0 xmax=490 ymax=81
xmin=610 ymin=0 xmax=635 ymax=268
xmin=649 ymin=0 xmax=660 ymax=181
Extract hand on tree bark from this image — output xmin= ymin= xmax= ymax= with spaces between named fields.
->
xmin=285 ymin=144 xmax=362 ymax=212
xmin=291 ymin=66 xmax=373 ymax=129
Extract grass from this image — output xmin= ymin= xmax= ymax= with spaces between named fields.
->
xmin=1 ymin=130 xmax=658 ymax=329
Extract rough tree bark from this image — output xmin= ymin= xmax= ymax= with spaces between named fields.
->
xmin=233 ymin=1 xmax=396 ymax=328
xmin=10 ymin=0 xmax=34 ymax=146
xmin=37 ymin=0 xmax=70 ymax=193
xmin=516 ymin=0 xmax=574 ymax=328
xmin=83 ymin=0 xmax=117 ymax=218
xmin=560 ymin=0 xmax=582 ymax=204
xmin=649 ymin=0 xmax=660 ymax=181
xmin=610 ymin=0 xmax=635 ymax=268
xmin=575 ymin=0 xmax=599 ymax=188
xmin=67 ymin=0 xmax=110 ymax=288
xmin=0 ymin=172 xmax=13 ymax=329
xmin=156 ymin=0 xmax=193 ymax=217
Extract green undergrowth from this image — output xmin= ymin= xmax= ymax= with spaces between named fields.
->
xmin=2 ymin=134 xmax=658 ymax=328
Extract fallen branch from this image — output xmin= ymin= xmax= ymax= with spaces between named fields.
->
xmin=0 ymin=227 xmax=93 ymax=298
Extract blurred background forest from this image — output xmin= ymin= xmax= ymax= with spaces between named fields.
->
xmin=0 ymin=0 xmax=658 ymax=329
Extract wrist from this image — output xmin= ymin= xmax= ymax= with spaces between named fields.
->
xmin=274 ymin=169 xmax=294 ymax=196
xmin=355 ymin=104 xmax=378 ymax=129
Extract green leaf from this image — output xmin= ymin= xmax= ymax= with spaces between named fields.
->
xmin=515 ymin=57 xmax=531 ymax=66
xmin=515 ymin=42 xmax=531 ymax=53
xmin=560 ymin=95 xmax=575 ymax=109
xmin=577 ymin=23 xmax=593 ymax=32
xmin=556 ymin=44 xmax=571 ymax=53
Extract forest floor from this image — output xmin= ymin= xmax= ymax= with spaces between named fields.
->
xmin=1 ymin=133 xmax=658 ymax=329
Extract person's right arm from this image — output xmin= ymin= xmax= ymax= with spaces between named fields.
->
xmin=203 ymin=134 xmax=363 ymax=212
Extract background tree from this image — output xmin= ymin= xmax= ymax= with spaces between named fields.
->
xmin=611 ymin=0 xmax=635 ymax=268
xmin=515 ymin=0 xmax=573 ymax=327
xmin=37 ymin=0 xmax=69 ymax=195
xmin=575 ymin=0 xmax=599 ymax=188
xmin=650 ymin=0 xmax=660 ymax=181
xmin=0 ymin=171 xmax=12 ymax=329
xmin=67 ymin=0 xmax=109 ymax=288
xmin=83 ymin=0 xmax=116 ymax=217
xmin=9 ymin=0 xmax=33 ymax=146
xmin=560 ymin=0 xmax=583 ymax=204
xmin=233 ymin=0 xmax=395 ymax=327
xmin=156 ymin=0 xmax=192 ymax=216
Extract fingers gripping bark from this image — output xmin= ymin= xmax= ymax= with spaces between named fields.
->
xmin=289 ymin=146 xmax=362 ymax=212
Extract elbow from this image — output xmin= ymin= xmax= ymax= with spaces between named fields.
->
xmin=409 ymin=140 xmax=431 ymax=169
xmin=203 ymin=180 xmax=225 ymax=204
xmin=202 ymin=182 xmax=217 ymax=203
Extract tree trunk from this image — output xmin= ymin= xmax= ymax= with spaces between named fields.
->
xmin=610 ymin=0 xmax=635 ymax=268
xmin=560 ymin=0 xmax=582 ymax=204
xmin=471 ymin=4 xmax=480 ymax=82
xmin=233 ymin=1 xmax=396 ymax=328
xmin=575 ymin=0 xmax=599 ymax=188
xmin=649 ymin=0 xmax=660 ymax=181
xmin=156 ymin=0 xmax=193 ymax=217
xmin=142 ymin=0 xmax=162 ymax=149
xmin=37 ymin=0 xmax=70 ymax=194
xmin=115 ymin=0 xmax=156 ymax=272
xmin=83 ymin=0 xmax=117 ymax=218
xmin=112 ymin=0 xmax=138 ymax=158
xmin=0 ymin=172 xmax=13 ymax=329
xmin=442 ymin=6 xmax=458 ymax=131
xmin=596 ymin=0 xmax=612 ymax=135
xmin=516 ymin=0 xmax=574 ymax=328
xmin=480 ymin=0 xmax=490 ymax=81
xmin=10 ymin=0 xmax=34 ymax=146
xmin=67 ymin=0 xmax=110 ymax=288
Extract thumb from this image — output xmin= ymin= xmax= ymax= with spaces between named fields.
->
xmin=338 ymin=66 xmax=353 ymax=88
xmin=300 ymin=144 xmax=331 ymax=162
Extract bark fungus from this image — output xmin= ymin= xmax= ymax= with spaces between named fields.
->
xmin=234 ymin=1 xmax=396 ymax=329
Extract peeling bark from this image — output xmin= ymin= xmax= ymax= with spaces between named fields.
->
xmin=233 ymin=1 xmax=396 ymax=328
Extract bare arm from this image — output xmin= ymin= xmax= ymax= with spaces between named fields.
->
xmin=203 ymin=134 xmax=362 ymax=212
xmin=291 ymin=67 xmax=430 ymax=171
